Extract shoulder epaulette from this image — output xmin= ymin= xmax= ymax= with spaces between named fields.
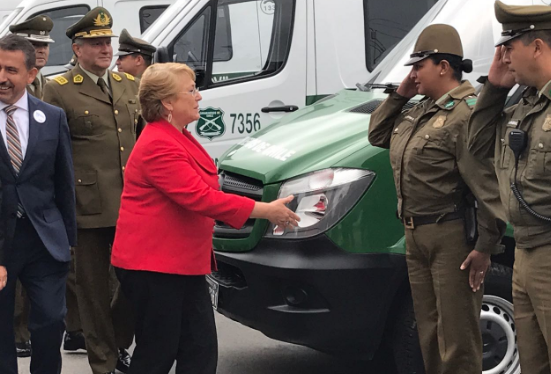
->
xmin=112 ymin=73 xmax=122 ymax=82
xmin=124 ymin=73 xmax=135 ymax=81
xmin=53 ymin=76 xmax=69 ymax=85
xmin=465 ymin=96 xmax=477 ymax=108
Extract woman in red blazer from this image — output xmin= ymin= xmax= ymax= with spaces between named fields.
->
xmin=111 ymin=63 xmax=299 ymax=374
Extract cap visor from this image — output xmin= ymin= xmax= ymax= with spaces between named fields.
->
xmin=404 ymin=55 xmax=427 ymax=66
xmin=495 ymin=33 xmax=520 ymax=47
xmin=27 ymin=36 xmax=55 ymax=44
xmin=115 ymin=50 xmax=133 ymax=56
xmin=77 ymin=34 xmax=118 ymax=39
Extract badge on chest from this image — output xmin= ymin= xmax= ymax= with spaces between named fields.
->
xmin=433 ymin=115 xmax=446 ymax=129
xmin=543 ymin=115 xmax=551 ymax=132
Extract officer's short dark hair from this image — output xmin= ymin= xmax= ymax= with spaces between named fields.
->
xmin=142 ymin=54 xmax=153 ymax=67
xmin=0 ymin=34 xmax=36 ymax=71
xmin=429 ymin=54 xmax=473 ymax=82
xmin=518 ymin=30 xmax=551 ymax=47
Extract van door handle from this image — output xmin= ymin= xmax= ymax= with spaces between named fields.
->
xmin=261 ymin=105 xmax=299 ymax=113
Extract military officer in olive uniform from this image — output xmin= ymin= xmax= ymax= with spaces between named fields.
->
xmin=369 ymin=24 xmax=506 ymax=374
xmin=468 ymin=2 xmax=551 ymax=373
xmin=9 ymin=15 xmax=54 ymax=99
xmin=42 ymin=7 xmax=142 ymax=374
xmin=115 ymin=28 xmax=156 ymax=78
xmin=9 ymin=14 xmax=87 ymax=356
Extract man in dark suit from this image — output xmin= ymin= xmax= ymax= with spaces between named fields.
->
xmin=0 ymin=34 xmax=76 ymax=374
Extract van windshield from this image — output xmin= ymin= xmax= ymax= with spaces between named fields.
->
xmin=365 ymin=0 xmax=533 ymax=86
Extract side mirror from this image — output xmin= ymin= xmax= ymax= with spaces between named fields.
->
xmin=195 ymin=68 xmax=207 ymax=88
xmin=154 ymin=47 xmax=172 ymax=63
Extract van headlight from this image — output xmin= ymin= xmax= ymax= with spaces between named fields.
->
xmin=265 ymin=168 xmax=375 ymax=239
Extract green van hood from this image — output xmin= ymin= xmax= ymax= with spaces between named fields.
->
xmin=218 ymin=90 xmax=390 ymax=184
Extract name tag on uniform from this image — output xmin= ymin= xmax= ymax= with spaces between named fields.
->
xmin=405 ymin=115 xmax=416 ymax=122
xmin=128 ymin=99 xmax=136 ymax=104
xmin=507 ymin=120 xmax=518 ymax=128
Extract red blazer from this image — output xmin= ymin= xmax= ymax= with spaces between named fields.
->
xmin=111 ymin=119 xmax=255 ymax=275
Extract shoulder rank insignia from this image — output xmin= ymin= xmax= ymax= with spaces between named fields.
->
xmin=433 ymin=115 xmax=446 ymax=128
xmin=543 ymin=115 xmax=551 ymax=132
xmin=54 ymin=76 xmax=68 ymax=85
xmin=73 ymin=74 xmax=84 ymax=84
xmin=444 ymin=100 xmax=455 ymax=109
xmin=124 ymin=73 xmax=135 ymax=81
xmin=112 ymin=73 xmax=122 ymax=82
xmin=465 ymin=97 xmax=477 ymax=107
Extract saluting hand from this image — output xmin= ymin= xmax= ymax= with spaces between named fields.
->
xmin=396 ymin=69 xmax=418 ymax=99
xmin=0 ymin=266 xmax=7 ymax=291
xmin=488 ymin=47 xmax=516 ymax=89
xmin=460 ymin=250 xmax=491 ymax=292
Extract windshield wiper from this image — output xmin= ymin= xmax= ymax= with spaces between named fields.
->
xmin=356 ymin=82 xmax=398 ymax=93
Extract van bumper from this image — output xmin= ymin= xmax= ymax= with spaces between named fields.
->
xmin=211 ymin=235 xmax=407 ymax=359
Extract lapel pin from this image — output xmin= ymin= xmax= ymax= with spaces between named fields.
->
xmin=33 ymin=110 xmax=46 ymax=123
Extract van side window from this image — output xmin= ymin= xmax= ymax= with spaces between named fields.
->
xmin=169 ymin=0 xmax=294 ymax=88
xmin=211 ymin=0 xmax=294 ymax=83
xmin=364 ymin=0 xmax=438 ymax=71
xmin=139 ymin=6 xmax=169 ymax=33
xmin=172 ymin=7 xmax=211 ymax=72
xmin=30 ymin=6 xmax=90 ymax=67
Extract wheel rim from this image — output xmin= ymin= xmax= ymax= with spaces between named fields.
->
xmin=480 ymin=295 xmax=520 ymax=374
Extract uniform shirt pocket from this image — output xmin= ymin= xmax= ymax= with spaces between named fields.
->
xmin=71 ymin=114 xmax=100 ymax=138
xmin=526 ymin=137 xmax=551 ymax=179
xmin=75 ymin=170 xmax=102 ymax=215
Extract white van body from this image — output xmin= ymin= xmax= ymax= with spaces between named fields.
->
xmin=0 ymin=3 xmax=19 ymax=25
xmin=0 ymin=0 xmax=175 ymax=75
xmin=142 ymin=0 xmax=439 ymax=161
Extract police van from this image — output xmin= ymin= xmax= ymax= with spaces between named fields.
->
xmin=142 ymin=0 xmax=440 ymax=161
xmin=0 ymin=0 xmax=175 ymax=75
xmin=209 ymin=0 xmax=527 ymax=373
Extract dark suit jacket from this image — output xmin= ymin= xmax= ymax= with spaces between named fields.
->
xmin=0 ymin=94 xmax=76 ymax=265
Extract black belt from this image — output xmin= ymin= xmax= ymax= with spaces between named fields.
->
xmin=403 ymin=211 xmax=463 ymax=229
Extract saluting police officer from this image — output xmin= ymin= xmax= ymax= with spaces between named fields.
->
xmin=9 ymin=15 xmax=54 ymax=99
xmin=115 ymin=28 xmax=156 ymax=78
xmin=468 ymin=2 xmax=551 ymax=373
xmin=42 ymin=7 xmax=142 ymax=374
xmin=369 ymin=24 xmax=506 ymax=374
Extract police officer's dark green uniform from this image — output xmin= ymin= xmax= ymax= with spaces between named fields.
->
xmin=42 ymin=7 xmax=142 ymax=374
xmin=9 ymin=15 xmax=54 ymax=99
xmin=468 ymin=2 xmax=551 ymax=373
xmin=369 ymin=24 xmax=506 ymax=374
xmin=115 ymin=28 xmax=156 ymax=78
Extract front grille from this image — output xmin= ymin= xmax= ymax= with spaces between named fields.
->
xmin=214 ymin=171 xmax=264 ymax=239
xmin=349 ymin=99 xmax=417 ymax=115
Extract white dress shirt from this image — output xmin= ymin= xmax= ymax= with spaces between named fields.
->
xmin=0 ymin=91 xmax=30 ymax=159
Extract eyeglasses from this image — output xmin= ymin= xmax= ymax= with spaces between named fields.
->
xmin=180 ymin=87 xmax=200 ymax=97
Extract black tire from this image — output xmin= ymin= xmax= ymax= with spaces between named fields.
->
xmin=481 ymin=263 xmax=520 ymax=374
xmin=389 ymin=291 xmax=426 ymax=374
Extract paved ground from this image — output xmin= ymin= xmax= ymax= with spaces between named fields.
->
xmin=17 ymin=313 xmax=396 ymax=374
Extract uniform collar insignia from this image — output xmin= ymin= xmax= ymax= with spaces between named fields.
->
xmin=74 ymin=74 xmax=84 ymax=84
xmin=112 ymin=73 xmax=122 ymax=82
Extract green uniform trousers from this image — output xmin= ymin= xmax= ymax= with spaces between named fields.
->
xmin=14 ymin=249 xmax=81 ymax=343
xmin=75 ymin=227 xmax=134 ymax=374
xmin=513 ymin=245 xmax=551 ymax=374
xmin=405 ymin=219 xmax=483 ymax=374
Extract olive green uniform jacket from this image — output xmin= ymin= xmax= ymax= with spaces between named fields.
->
xmin=43 ymin=65 xmax=144 ymax=229
xmin=369 ymin=81 xmax=506 ymax=253
xmin=468 ymin=80 xmax=551 ymax=249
